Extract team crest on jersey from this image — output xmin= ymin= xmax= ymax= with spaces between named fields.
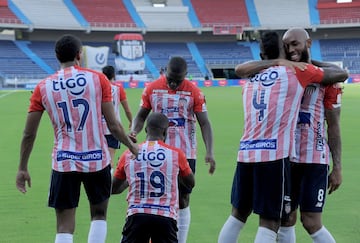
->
xmin=53 ymin=73 xmax=87 ymax=96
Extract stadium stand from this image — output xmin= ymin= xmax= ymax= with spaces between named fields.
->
xmin=320 ymin=38 xmax=360 ymax=74
xmin=254 ymin=0 xmax=312 ymax=29
xmin=0 ymin=1 xmax=21 ymax=25
xmin=317 ymin=0 xmax=360 ymax=24
xmin=0 ymin=1 xmax=359 ymax=84
xmin=132 ymin=0 xmax=193 ymax=30
xmin=0 ymin=40 xmax=48 ymax=79
xmin=72 ymin=0 xmax=136 ymax=29
xmin=196 ymin=42 xmax=253 ymax=67
xmin=191 ymin=0 xmax=250 ymax=27
xmin=146 ymin=42 xmax=203 ymax=78
xmin=11 ymin=0 xmax=84 ymax=30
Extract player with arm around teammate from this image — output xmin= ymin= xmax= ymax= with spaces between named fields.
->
xmin=276 ymin=27 xmax=344 ymax=243
xmin=217 ymin=31 xmax=347 ymax=243
xmin=112 ymin=112 xmax=195 ymax=243
xmin=130 ymin=56 xmax=215 ymax=243
xmin=102 ymin=65 xmax=133 ymax=172
xmin=16 ymin=34 xmax=138 ymax=243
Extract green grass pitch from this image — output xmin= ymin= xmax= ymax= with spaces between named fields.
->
xmin=0 ymin=84 xmax=359 ymax=242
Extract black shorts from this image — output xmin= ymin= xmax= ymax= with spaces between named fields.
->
xmin=178 ymin=159 xmax=195 ymax=194
xmin=231 ymin=158 xmax=291 ymax=220
xmin=121 ymin=213 xmax=177 ymax=243
xmin=105 ymin=134 xmax=121 ymax=149
xmin=48 ymin=165 xmax=111 ymax=209
xmin=290 ymin=162 xmax=329 ymax=212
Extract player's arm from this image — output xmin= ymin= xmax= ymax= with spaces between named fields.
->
xmin=235 ymin=59 xmax=307 ymax=78
xmin=16 ymin=111 xmax=43 ymax=193
xmin=111 ymin=177 xmax=129 ymax=194
xmin=325 ymin=105 xmax=342 ymax=194
xmin=130 ymin=107 xmax=151 ymax=143
xmin=196 ymin=111 xmax=216 ymax=174
xmin=312 ymin=60 xmax=349 ymax=84
xmin=178 ymin=173 xmax=195 ymax=192
xmin=120 ymin=99 xmax=133 ymax=130
xmin=102 ymin=102 xmax=138 ymax=156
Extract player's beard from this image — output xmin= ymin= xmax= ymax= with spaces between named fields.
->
xmin=299 ymin=48 xmax=309 ymax=63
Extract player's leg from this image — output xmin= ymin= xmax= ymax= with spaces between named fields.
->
xmin=48 ymin=170 xmax=82 ymax=243
xmin=299 ymin=164 xmax=335 ymax=243
xmin=253 ymin=158 xmax=291 ymax=243
xmin=150 ymin=215 xmax=177 ymax=243
xmin=177 ymin=159 xmax=195 ymax=243
xmin=121 ymin=214 xmax=152 ymax=243
xmin=83 ymin=165 xmax=112 ymax=243
xmin=218 ymin=162 xmax=253 ymax=243
xmin=105 ymin=135 xmax=121 ymax=174
xmin=278 ymin=162 xmax=304 ymax=243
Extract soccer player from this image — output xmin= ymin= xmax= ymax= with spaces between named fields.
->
xmin=112 ymin=112 xmax=195 ymax=243
xmin=130 ymin=56 xmax=216 ymax=243
xmin=15 ymin=34 xmax=138 ymax=243
xmin=217 ymin=31 xmax=348 ymax=243
xmin=276 ymin=28 xmax=343 ymax=243
xmin=102 ymin=65 xmax=133 ymax=173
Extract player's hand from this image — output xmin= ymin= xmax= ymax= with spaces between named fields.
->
xmin=328 ymin=167 xmax=342 ymax=194
xmin=205 ymin=154 xmax=216 ymax=175
xmin=16 ymin=170 xmax=31 ymax=193
xmin=129 ymin=143 xmax=139 ymax=158
xmin=277 ymin=59 xmax=308 ymax=73
xmin=128 ymin=131 xmax=137 ymax=143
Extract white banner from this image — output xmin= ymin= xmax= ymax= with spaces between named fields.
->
xmin=82 ymin=46 xmax=109 ymax=71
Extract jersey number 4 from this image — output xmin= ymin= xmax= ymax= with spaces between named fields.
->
xmin=252 ymin=90 xmax=267 ymax=122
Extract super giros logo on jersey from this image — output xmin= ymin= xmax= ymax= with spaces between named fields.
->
xmin=249 ymin=70 xmax=278 ymax=87
xmin=135 ymin=148 xmax=166 ymax=167
xmin=52 ymin=73 xmax=87 ymax=95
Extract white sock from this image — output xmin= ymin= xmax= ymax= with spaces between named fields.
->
xmin=278 ymin=226 xmax=296 ymax=243
xmin=254 ymin=226 xmax=277 ymax=243
xmin=88 ymin=220 xmax=107 ymax=243
xmin=177 ymin=207 xmax=191 ymax=243
xmin=55 ymin=233 xmax=73 ymax=243
xmin=218 ymin=215 xmax=245 ymax=243
xmin=310 ymin=226 xmax=335 ymax=243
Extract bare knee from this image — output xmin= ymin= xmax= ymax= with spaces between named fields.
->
xmin=281 ymin=210 xmax=297 ymax=227
xmin=90 ymin=199 xmax=108 ymax=220
xmin=231 ymin=207 xmax=251 ymax=223
xmin=300 ymin=212 xmax=322 ymax=234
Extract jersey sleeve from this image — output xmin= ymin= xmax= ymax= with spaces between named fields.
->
xmin=295 ymin=64 xmax=324 ymax=87
xmin=177 ymin=149 xmax=192 ymax=177
xmin=28 ymin=83 xmax=45 ymax=112
xmin=140 ymin=86 xmax=152 ymax=109
xmin=99 ymin=73 xmax=112 ymax=103
xmin=192 ymin=86 xmax=207 ymax=113
xmin=113 ymin=152 xmax=127 ymax=180
xmin=324 ymin=83 xmax=342 ymax=110
xmin=119 ymin=84 xmax=127 ymax=102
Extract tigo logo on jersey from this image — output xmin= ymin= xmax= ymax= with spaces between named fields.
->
xmin=52 ymin=73 xmax=87 ymax=95
xmin=135 ymin=148 xmax=166 ymax=167
xmin=249 ymin=70 xmax=278 ymax=87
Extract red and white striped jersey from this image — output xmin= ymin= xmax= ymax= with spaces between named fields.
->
xmin=102 ymin=83 xmax=127 ymax=135
xmin=114 ymin=140 xmax=192 ymax=220
xmin=237 ymin=64 xmax=325 ymax=163
xmin=140 ymin=76 xmax=207 ymax=159
xmin=28 ymin=65 xmax=112 ymax=172
xmin=292 ymin=83 xmax=342 ymax=164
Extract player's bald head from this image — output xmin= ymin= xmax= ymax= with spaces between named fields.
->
xmin=145 ymin=112 xmax=169 ymax=136
xmin=283 ymin=28 xmax=310 ymax=42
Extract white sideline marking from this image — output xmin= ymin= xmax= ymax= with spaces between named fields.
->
xmin=0 ymin=90 xmax=17 ymax=99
